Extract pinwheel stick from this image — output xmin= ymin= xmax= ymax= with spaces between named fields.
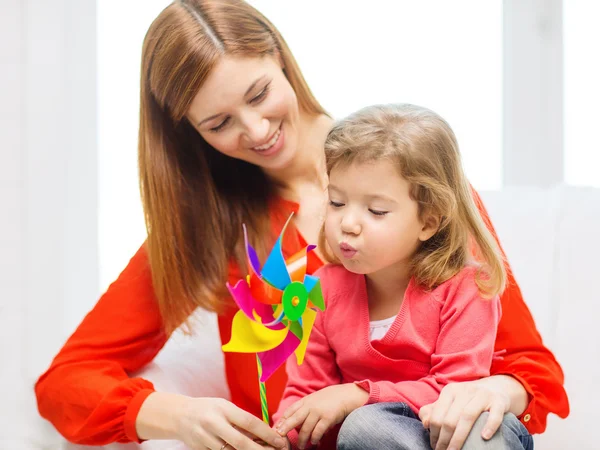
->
xmin=256 ymin=355 xmax=269 ymax=424
xmin=221 ymin=214 xmax=326 ymax=427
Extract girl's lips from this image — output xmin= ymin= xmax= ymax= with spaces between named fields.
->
xmin=339 ymin=243 xmax=357 ymax=259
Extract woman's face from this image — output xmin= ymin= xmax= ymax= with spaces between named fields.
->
xmin=187 ymin=55 xmax=300 ymax=172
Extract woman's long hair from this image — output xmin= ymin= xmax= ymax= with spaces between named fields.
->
xmin=322 ymin=104 xmax=506 ymax=297
xmin=138 ymin=0 xmax=326 ymax=334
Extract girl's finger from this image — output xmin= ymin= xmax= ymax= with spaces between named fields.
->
xmin=310 ymin=418 xmax=332 ymax=446
xmin=277 ymin=407 xmax=310 ymax=436
xmin=297 ymin=411 xmax=319 ymax=449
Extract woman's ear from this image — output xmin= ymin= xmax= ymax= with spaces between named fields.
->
xmin=419 ymin=212 xmax=441 ymax=242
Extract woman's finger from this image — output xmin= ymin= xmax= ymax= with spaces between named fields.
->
xmin=444 ymin=392 xmax=491 ymax=450
xmin=433 ymin=393 xmax=473 ymax=450
xmin=215 ymin=423 xmax=269 ymax=450
xmin=428 ymin=389 xmax=456 ymax=449
xmin=481 ymin=397 xmax=506 ymax=440
xmin=418 ymin=404 xmax=432 ymax=427
xmin=226 ymin=406 xmax=286 ymax=449
xmin=189 ymin=428 xmax=224 ymax=450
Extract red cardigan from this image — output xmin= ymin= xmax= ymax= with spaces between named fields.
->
xmin=273 ymin=264 xmax=502 ymax=449
xmin=35 ymin=193 xmax=569 ymax=445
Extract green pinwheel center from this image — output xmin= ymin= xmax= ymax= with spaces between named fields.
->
xmin=282 ymin=281 xmax=308 ymax=322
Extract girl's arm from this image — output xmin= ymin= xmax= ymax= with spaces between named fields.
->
xmin=272 ymin=270 xmax=342 ymax=449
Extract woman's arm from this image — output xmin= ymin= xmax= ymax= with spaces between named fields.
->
xmin=472 ymin=187 xmax=569 ymax=431
xmin=35 ymin=244 xmax=168 ymax=444
xmin=36 ymin=243 xmax=288 ymax=450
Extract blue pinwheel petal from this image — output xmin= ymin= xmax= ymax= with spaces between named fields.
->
xmin=260 ymin=215 xmax=293 ymax=290
xmin=303 ymin=274 xmax=318 ymax=294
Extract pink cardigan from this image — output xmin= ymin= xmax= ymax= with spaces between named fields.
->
xmin=274 ymin=264 xmax=501 ymax=448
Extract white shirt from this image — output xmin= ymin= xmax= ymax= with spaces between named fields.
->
xmin=369 ymin=315 xmax=396 ymax=341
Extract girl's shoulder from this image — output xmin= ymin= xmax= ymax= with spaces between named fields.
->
xmin=314 ymin=263 xmax=364 ymax=306
xmin=427 ymin=264 xmax=485 ymax=305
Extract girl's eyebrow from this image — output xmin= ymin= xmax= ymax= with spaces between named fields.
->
xmin=197 ymin=75 xmax=267 ymax=127
xmin=329 ymin=184 xmax=397 ymax=204
xmin=364 ymin=193 xmax=398 ymax=203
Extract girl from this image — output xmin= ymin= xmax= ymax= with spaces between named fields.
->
xmin=273 ymin=104 xmax=532 ymax=450
xmin=35 ymin=1 xmax=566 ymax=449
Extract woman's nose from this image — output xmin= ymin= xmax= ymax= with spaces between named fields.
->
xmin=241 ymin=112 xmax=270 ymax=146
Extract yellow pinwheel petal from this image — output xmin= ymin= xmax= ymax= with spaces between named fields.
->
xmin=222 ymin=310 xmax=288 ymax=353
xmin=294 ymin=308 xmax=317 ymax=365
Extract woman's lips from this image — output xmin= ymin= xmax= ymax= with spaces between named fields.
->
xmin=339 ymin=242 xmax=357 ymax=259
xmin=250 ymin=124 xmax=284 ymax=157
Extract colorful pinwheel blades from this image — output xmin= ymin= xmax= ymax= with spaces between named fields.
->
xmin=222 ymin=214 xmax=326 ymax=382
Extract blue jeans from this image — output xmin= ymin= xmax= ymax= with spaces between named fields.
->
xmin=337 ymin=402 xmax=534 ymax=450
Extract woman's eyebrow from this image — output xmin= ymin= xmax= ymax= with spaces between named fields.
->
xmin=197 ymin=75 xmax=267 ymax=127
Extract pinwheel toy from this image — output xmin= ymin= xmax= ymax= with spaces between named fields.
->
xmin=222 ymin=214 xmax=326 ymax=424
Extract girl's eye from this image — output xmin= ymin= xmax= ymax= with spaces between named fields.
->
xmin=369 ymin=209 xmax=389 ymax=216
xmin=250 ymin=82 xmax=271 ymax=104
xmin=210 ymin=117 xmax=230 ymax=132
xmin=329 ymin=200 xmax=344 ymax=208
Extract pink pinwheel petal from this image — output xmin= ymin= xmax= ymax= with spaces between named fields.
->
xmin=257 ymin=331 xmax=301 ymax=382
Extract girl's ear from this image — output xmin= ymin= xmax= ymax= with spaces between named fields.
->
xmin=419 ymin=212 xmax=441 ymax=242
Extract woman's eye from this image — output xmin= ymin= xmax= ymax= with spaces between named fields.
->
xmin=209 ymin=117 xmax=230 ymax=132
xmin=329 ymin=200 xmax=344 ymax=208
xmin=369 ymin=209 xmax=389 ymax=216
xmin=250 ymin=83 xmax=271 ymax=104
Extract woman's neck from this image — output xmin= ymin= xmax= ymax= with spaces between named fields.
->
xmin=267 ymin=113 xmax=333 ymax=198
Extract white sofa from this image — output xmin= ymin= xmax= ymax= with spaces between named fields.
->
xmin=24 ymin=185 xmax=600 ymax=449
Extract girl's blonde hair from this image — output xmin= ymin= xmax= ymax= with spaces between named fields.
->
xmin=322 ymin=104 xmax=506 ymax=297
xmin=139 ymin=0 xmax=327 ymax=334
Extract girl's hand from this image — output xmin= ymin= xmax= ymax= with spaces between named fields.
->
xmin=137 ymin=392 xmax=287 ymax=450
xmin=274 ymin=384 xmax=368 ymax=449
xmin=419 ymin=376 xmax=521 ymax=450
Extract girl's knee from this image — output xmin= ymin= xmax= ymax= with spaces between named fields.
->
xmin=338 ymin=403 xmax=429 ymax=450
xmin=337 ymin=405 xmax=381 ymax=449
xmin=463 ymin=412 xmax=533 ymax=450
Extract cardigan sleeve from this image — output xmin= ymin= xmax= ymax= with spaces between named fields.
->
xmin=471 ymin=187 xmax=570 ymax=433
xmin=272 ymin=267 xmax=342 ymax=449
xmin=35 ymin=243 xmax=168 ymax=445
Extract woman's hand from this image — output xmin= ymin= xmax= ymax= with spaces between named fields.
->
xmin=419 ymin=375 xmax=527 ymax=450
xmin=137 ymin=392 xmax=288 ymax=450
xmin=274 ymin=384 xmax=368 ymax=449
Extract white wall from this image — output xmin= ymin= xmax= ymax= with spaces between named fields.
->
xmin=0 ymin=0 xmax=98 ymax=447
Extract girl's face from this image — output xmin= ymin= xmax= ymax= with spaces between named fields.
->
xmin=324 ymin=160 xmax=436 ymax=277
xmin=187 ymin=55 xmax=301 ymax=172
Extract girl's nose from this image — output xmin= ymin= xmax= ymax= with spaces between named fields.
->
xmin=340 ymin=212 xmax=361 ymax=235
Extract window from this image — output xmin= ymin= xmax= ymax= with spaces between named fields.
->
xmin=564 ymin=0 xmax=600 ymax=187
xmin=97 ymin=1 xmax=503 ymax=289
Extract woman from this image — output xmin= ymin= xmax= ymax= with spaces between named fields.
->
xmin=35 ymin=1 xmax=569 ymax=449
